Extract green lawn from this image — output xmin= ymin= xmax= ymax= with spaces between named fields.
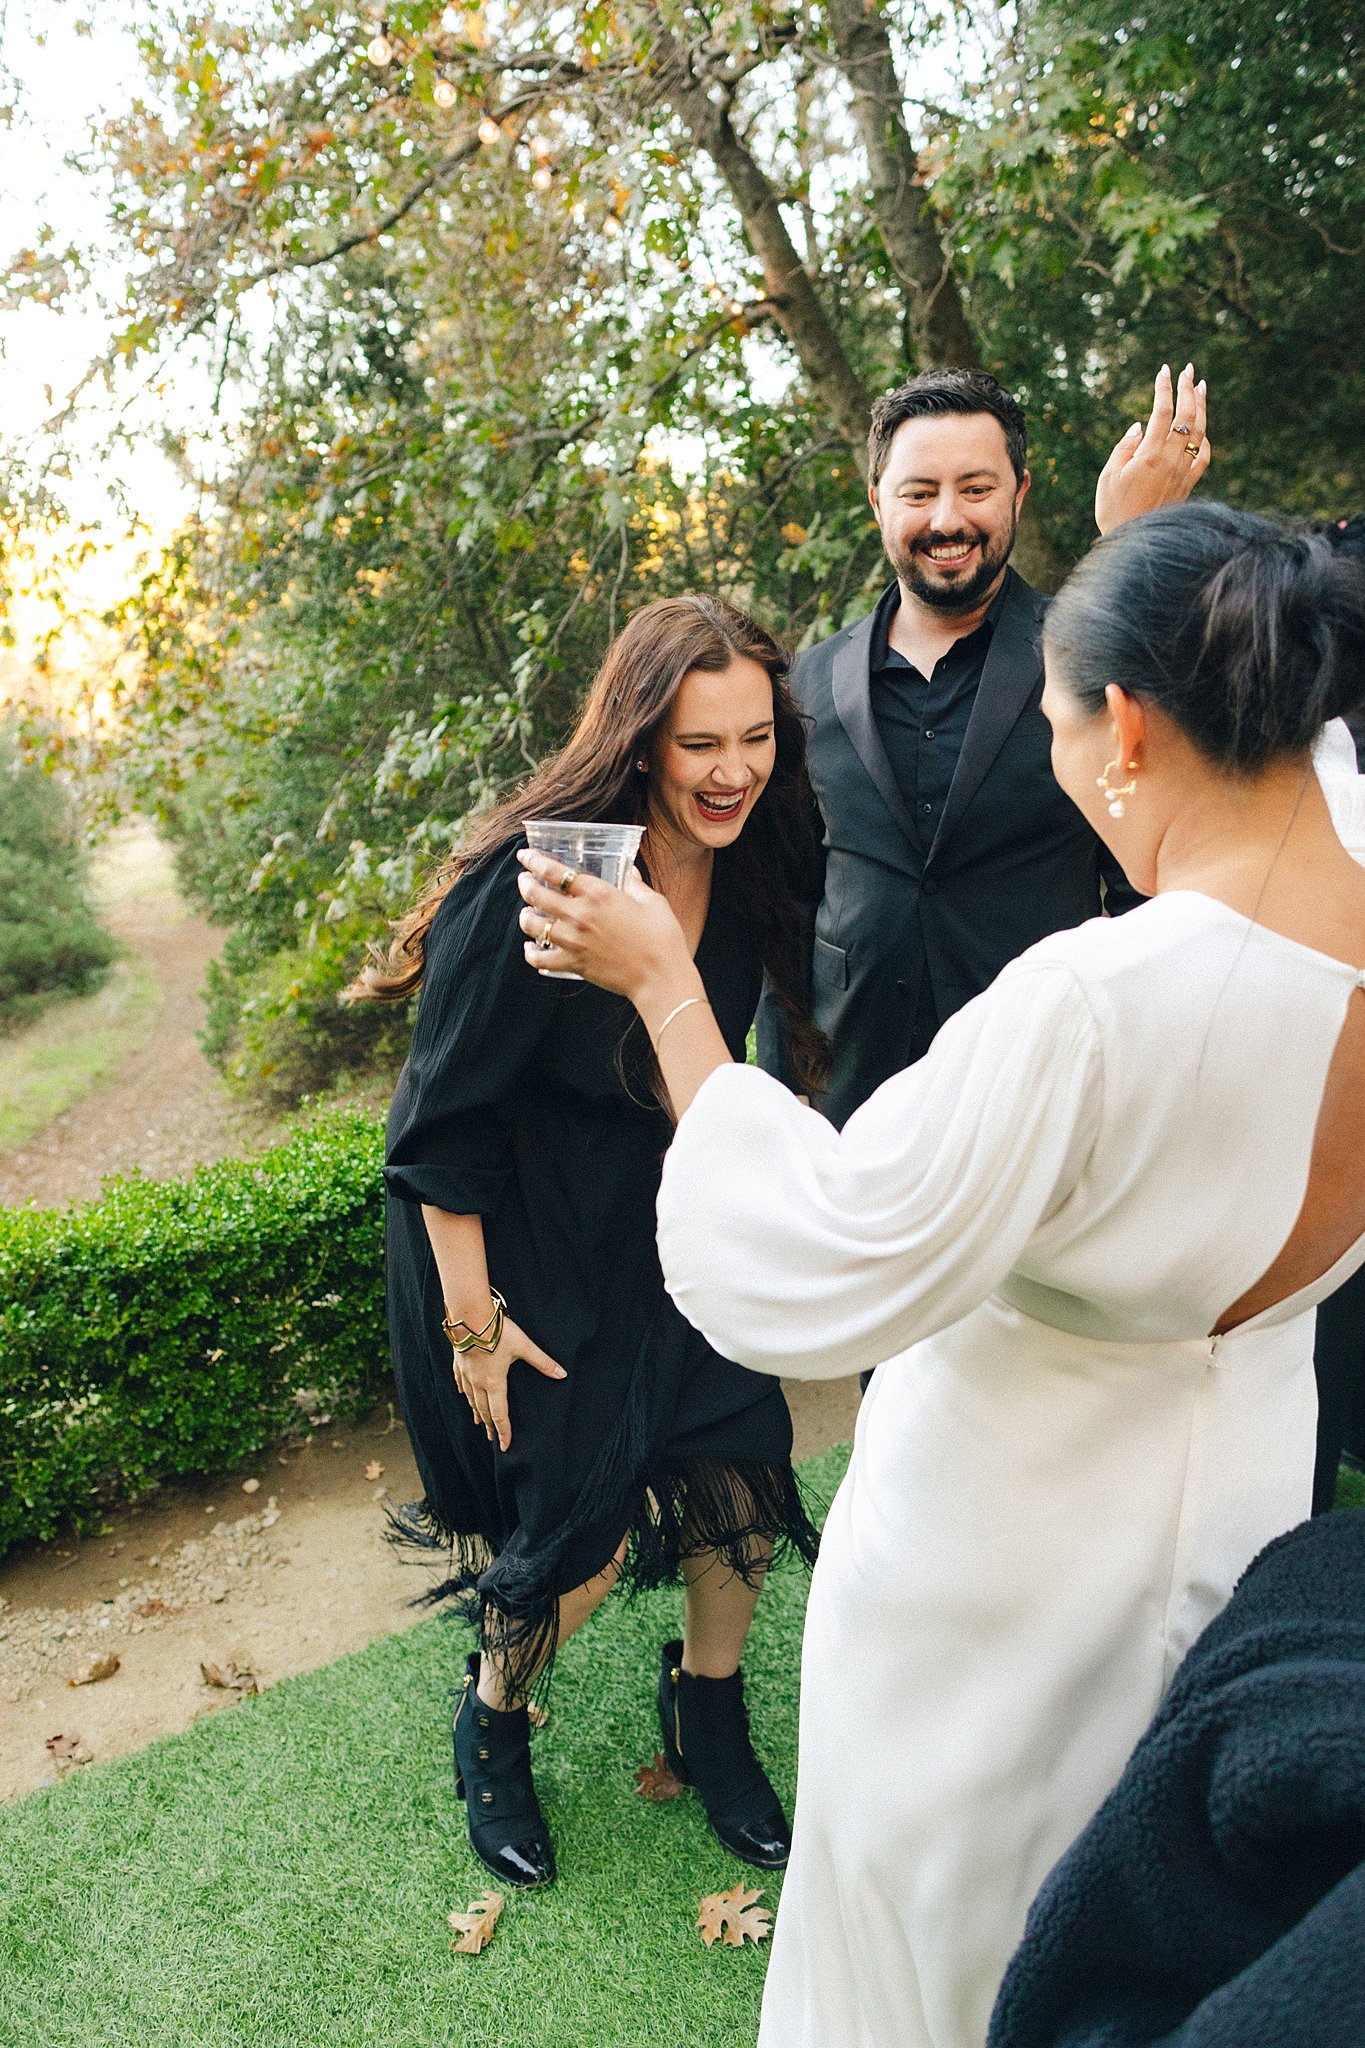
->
xmin=0 ymin=1444 xmax=846 ymax=2048
xmin=4 ymin=1443 xmax=1359 ymax=2048
xmin=0 ymin=956 xmax=159 ymax=1153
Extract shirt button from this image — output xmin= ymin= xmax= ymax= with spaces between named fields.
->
xmin=921 ymin=802 xmax=933 ymax=814
xmin=924 ymin=730 xmax=935 ymax=740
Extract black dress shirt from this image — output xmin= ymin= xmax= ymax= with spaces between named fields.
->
xmin=868 ymin=578 xmax=1009 ymax=1052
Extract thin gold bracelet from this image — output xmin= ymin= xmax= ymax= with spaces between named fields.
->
xmin=653 ymin=995 xmax=710 ymax=1051
xmin=442 ymin=1290 xmax=506 ymax=1355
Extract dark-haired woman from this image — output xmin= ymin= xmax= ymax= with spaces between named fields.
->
xmin=516 ymin=504 xmax=1365 ymax=2045
xmin=361 ymin=594 xmax=824 ymax=1891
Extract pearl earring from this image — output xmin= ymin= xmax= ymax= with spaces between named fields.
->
xmin=636 ymin=758 xmax=648 ymax=773
xmin=1097 ymin=758 xmax=1139 ymax=819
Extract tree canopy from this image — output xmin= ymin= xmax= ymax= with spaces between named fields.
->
xmin=6 ymin=0 xmax=1360 ymax=1094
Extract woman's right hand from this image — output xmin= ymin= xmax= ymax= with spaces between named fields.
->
xmin=453 ymin=1314 xmax=566 ymax=1453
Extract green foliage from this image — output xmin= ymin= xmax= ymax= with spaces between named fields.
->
xmin=10 ymin=0 xmax=1361 ymax=1095
xmin=203 ymin=926 xmax=413 ymax=1104
xmin=0 ymin=1110 xmax=387 ymax=1556
xmin=0 ymin=730 xmax=114 ymax=1030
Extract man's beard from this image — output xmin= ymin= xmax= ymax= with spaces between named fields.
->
xmin=887 ymin=518 xmax=1017 ymax=615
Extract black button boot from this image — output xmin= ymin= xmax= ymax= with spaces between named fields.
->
xmin=658 ymin=1638 xmax=791 ymax=1868
xmin=452 ymin=1653 xmax=556 ymax=1889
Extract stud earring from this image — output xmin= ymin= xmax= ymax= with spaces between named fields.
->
xmin=1097 ymin=757 xmax=1139 ymax=819
xmin=636 ymin=758 xmax=648 ymax=773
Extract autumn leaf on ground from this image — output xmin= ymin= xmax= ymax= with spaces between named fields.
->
xmin=448 ymin=1890 xmax=505 ymax=1953
xmin=697 ymin=1883 xmax=772 ymax=1949
xmin=634 ymin=1749 xmax=684 ymax=1801
xmin=66 ymin=1652 xmax=120 ymax=1687
xmin=364 ymin=1459 xmax=384 ymax=1481
xmin=200 ymin=1658 xmax=260 ymax=1694
xmin=45 ymin=1732 xmax=92 ymax=1770
xmin=134 ymin=1597 xmax=174 ymax=1619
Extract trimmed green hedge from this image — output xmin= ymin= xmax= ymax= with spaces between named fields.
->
xmin=0 ymin=1111 xmax=388 ymax=1557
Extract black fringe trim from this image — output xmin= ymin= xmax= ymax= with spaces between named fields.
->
xmin=385 ymin=1457 xmax=823 ymax=1706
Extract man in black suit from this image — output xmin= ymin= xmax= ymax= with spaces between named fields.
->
xmin=761 ymin=367 xmax=1150 ymax=1127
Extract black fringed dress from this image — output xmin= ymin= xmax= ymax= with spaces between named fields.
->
xmin=383 ymin=839 xmax=819 ymax=1686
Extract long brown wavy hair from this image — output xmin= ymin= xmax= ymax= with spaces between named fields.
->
xmin=348 ymin=592 xmax=828 ymax=1094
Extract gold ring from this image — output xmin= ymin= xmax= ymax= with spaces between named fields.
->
xmin=557 ymin=868 xmax=579 ymax=895
xmin=538 ymin=916 xmax=556 ymax=951
xmin=1185 ymin=440 xmax=1202 ymax=460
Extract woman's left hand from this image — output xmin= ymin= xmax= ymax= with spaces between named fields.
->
xmin=517 ymin=850 xmax=697 ymax=1007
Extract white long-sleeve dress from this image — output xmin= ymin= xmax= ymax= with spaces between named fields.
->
xmin=656 ymin=744 xmax=1365 ymax=2048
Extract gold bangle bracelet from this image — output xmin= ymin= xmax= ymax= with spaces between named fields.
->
xmin=442 ymin=1290 xmax=506 ymax=1355
xmin=653 ymin=995 xmax=710 ymax=1051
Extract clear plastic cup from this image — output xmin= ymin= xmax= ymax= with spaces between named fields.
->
xmin=522 ymin=819 xmax=645 ymax=979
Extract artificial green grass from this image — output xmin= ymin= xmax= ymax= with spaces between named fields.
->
xmin=0 ymin=1444 xmax=849 ymax=2048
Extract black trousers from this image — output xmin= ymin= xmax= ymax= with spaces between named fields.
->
xmin=1312 ymin=1259 xmax=1365 ymax=1514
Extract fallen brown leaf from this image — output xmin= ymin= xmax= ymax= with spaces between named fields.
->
xmin=633 ymin=1749 xmax=684 ymax=1801
xmin=134 ymin=1598 xmax=174 ymax=1619
xmin=45 ymin=1732 xmax=92 ymax=1770
xmin=448 ymin=1890 xmax=505 ymax=1954
xmin=363 ymin=1459 xmax=384 ymax=1481
xmin=66 ymin=1653 xmax=120 ymax=1687
xmin=697 ymin=1883 xmax=772 ymax=1949
xmin=200 ymin=1658 xmax=260 ymax=1695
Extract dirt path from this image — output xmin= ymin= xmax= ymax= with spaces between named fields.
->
xmin=0 ymin=822 xmax=283 ymax=1209
xmin=0 ymin=831 xmax=859 ymax=1798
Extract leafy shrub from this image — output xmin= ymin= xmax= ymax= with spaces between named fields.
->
xmin=0 ymin=1110 xmax=388 ymax=1556
xmin=0 ymin=731 xmax=114 ymax=1029
xmin=201 ymin=922 xmax=413 ymax=1105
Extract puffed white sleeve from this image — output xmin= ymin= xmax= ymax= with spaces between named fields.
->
xmin=656 ymin=959 xmax=1103 ymax=1380
xmin=1315 ymin=718 xmax=1365 ymax=864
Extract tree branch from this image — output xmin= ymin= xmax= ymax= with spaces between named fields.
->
xmin=822 ymin=0 xmax=979 ymax=370
xmin=634 ymin=7 xmax=874 ymax=472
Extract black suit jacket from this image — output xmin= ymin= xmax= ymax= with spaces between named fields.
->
xmin=762 ymin=568 xmax=1137 ymax=1127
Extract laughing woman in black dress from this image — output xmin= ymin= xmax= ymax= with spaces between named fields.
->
xmin=353 ymin=595 xmax=826 ymax=1890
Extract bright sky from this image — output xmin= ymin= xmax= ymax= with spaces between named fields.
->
xmin=1 ymin=0 xmax=195 ymax=688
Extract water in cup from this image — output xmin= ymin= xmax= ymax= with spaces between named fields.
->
xmin=523 ymin=819 xmax=645 ymax=979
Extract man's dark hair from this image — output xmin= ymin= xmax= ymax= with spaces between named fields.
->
xmin=868 ymin=369 xmax=1028 ymax=488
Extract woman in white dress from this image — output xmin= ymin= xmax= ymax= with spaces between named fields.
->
xmin=514 ymin=501 xmax=1365 ymax=2048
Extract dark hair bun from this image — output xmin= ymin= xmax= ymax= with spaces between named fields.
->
xmin=1045 ymin=503 xmax=1365 ymax=772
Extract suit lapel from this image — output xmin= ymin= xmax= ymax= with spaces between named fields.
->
xmin=928 ymin=571 xmax=1042 ymax=863
xmin=830 ymin=595 xmax=917 ymax=840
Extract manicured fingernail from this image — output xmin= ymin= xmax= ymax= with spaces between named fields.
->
xmin=1184 ymin=362 xmax=1193 ymax=376
xmin=1159 ymin=363 xmax=1170 ymax=377
xmin=1198 ymin=379 xmax=1207 ymax=393
xmin=1126 ymin=422 xmax=1141 ymax=436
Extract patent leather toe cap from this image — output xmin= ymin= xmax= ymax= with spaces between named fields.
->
xmin=716 ymin=1812 xmax=791 ymax=1869
xmin=471 ymin=1833 xmax=557 ymax=1889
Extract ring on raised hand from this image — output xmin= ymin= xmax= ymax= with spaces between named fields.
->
xmin=1185 ymin=440 xmax=1202 ymax=460
xmin=557 ymin=868 xmax=579 ymax=895
xmin=1172 ymin=422 xmax=1192 ymax=435
xmin=538 ymin=916 xmax=557 ymax=951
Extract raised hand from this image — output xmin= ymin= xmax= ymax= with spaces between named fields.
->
xmin=1095 ymin=363 xmax=1212 ymax=535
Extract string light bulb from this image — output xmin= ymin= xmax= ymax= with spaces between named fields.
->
xmin=603 ymin=214 xmax=623 ymax=238
xmin=529 ymin=135 xmax=552 ymax=160
xmin=477 ymin=117 xmax=502 ymax=145
xmin=440 ymin=3 xmax=461 ymax=26
xmin=366 ymin=27 xmax=393 ymax=65
xmin=433 ymin=77 xmax=458 ymax=109
xmin=531 ymin=165 xmax=553 ymax=191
